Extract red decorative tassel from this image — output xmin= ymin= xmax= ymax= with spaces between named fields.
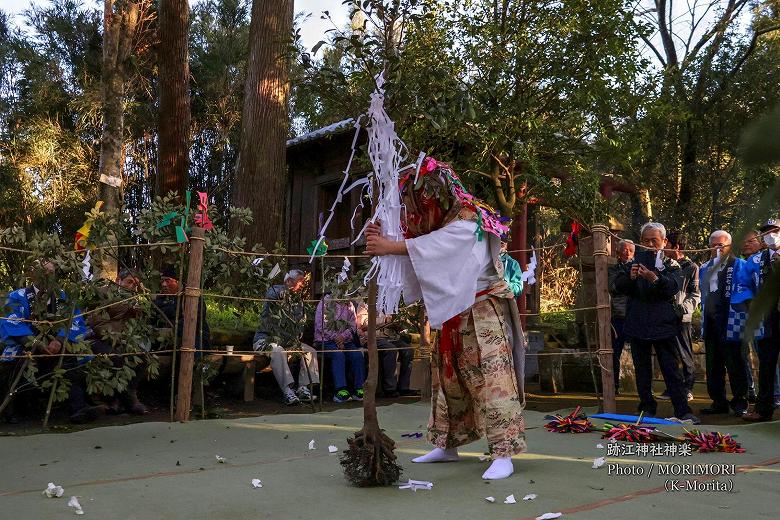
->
xmin=440 ymin=315 xmax=461 ymax=378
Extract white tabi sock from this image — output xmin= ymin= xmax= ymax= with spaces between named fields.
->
xmin=411 ymin=447 xmax=460 ymax=463
xmin=481 ymin=457 xmax=514 ymax=480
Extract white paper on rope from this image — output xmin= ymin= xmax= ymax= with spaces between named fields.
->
xmin=99 ymin=173 xmax=122 ymax=188
xmin=521 ymin=247 xmax=538 ymax=285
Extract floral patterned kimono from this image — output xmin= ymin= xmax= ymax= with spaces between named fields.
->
xmin=396 ymin=159 xmax=527 ymax=459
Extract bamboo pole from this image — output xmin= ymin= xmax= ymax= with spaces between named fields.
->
xmin=175 ymin=227 xmax=205 ymax=421
xmin=592 ymin=224 xmax=616 ymax=413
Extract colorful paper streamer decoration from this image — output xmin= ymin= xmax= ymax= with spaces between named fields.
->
xmin=194 ymin=191 xmax=214 ymax=231
xmin=601 ymin=422 xmax=657 ymax=443
xmin=544 ymin=406 xmax=594 ymax=433
xmin=74 ymin=200 xmax=104 ymax=251
xmin=683 ymin=430 xmax=745 ymax=453
xmin=306 ymin=239 xmax=328 ymax=257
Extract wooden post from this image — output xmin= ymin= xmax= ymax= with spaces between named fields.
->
xmin=175 ymin=226 xmax=205 ymax=422
xmin=592 ymin=224 xmax=615 ymax=413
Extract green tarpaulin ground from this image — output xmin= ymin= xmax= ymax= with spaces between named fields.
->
xmin=1 ymin=403 xmax=777 ymax=519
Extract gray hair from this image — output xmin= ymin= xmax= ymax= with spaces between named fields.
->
xmin=709 ymin=230 xmax=732 ymax=246
xmin=640 ymin=222 xmax=666 ymax=239
xmin=284 ymin=269 xmax=306 ymax=283
xmin=617 ymin=239 xmax=635 ymax=251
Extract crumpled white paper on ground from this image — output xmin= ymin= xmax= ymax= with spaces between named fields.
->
xmin=68 ymin=496 xmax=84 ymax=515
xmin=251 ymin=479 xmax=263 ymax=488
xmin=398 ymin=479 xmax=433 ymax=491
xmin=536 ymin=513 xmax=563 ymax=520
xmin=523 ymin=494 xmax=537 ymax=501
xmin=42 ymin=483 xmax=64 ymax=498
xmin=504 ymin=494 xmax=517 ymax=504
xmin=215 ymin=455 xmax=226 ymax=463
xmin=308 ymin=440 xmax=316 ymax=450
xmin=328 ymin=445 xmax=338 ymax=453
xmin=592 ymin=456 xmax=606 ymax=469
xmin=484 ymin=496 xmax=496 ymax=503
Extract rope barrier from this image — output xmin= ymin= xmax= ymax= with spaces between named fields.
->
xmin=0 ymin=292 xmax=181 ymax=326
xmin=201 ymin=292 xmax=364 ymax=304
xmin=210 ymin=246 xmax=370 ymax=259
xmin=0 ymin=346 xmax=602 ymax=360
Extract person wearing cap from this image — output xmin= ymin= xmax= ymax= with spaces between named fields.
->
xmin=698 ymin=230 xmax=749 ymax=417
xmin=734 ymin=219 xmax=780 ymax=421
xmin=252 ymin=269 xmax=320 ymax=406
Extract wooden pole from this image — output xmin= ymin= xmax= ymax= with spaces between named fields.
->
xmin=592 ymin=224 xmax=615 ymax=413
xmin=175 ymin=226 xmax=205 ymax=422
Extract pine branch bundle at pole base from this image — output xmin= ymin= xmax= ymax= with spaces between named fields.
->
xmin=339 ymin=245 xmax=401 ymax=487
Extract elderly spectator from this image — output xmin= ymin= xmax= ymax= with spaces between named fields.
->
xmin=658 ymin=231 xmax=700 ymax=401
xmin=608 ymin=239 xmax=635 ymax=394
xmin=252 ymin=269 xmax=320 ymax=406
xmin=741 ymin=230 xmax=763 ymax=258
xmin=734 ymin=219 xmax=780 ymax=422
xmin=356 ymin=303 xmax=419 ymax=398
xmin=86 ymin=269 xmax=149 ymax=415
xmin=0 ymin=260 xmax=96 ymax=424
xmin=613 ymin=223 xmax=699 ymax=424
xmin=740 ymin=230 xmax=763 ymax=402
xmin=314 ymin=294 xmax=365 ymax=403
xmin=698 ymin=230 xmax=748 ymax=416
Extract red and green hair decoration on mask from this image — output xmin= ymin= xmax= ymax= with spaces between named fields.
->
xmin=399 ymin=157 xmax=511 ymax=241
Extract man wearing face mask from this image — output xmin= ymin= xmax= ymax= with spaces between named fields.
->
xmin=734 ymin=219 xmax=780 ymax=421
xmin=698 ymin=231 xmax=749 ymax=417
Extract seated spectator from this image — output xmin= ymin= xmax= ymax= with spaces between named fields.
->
xmin=153 ymin=265 xmax=210 ymax=351
xmin=659 ymin=231 xmax=699 ymax=402
xmin=608 ymin=239 xmax=634 ymax=394
xmin=698 ymin=230 xmax=748 ymax=416
xmin=314 ymin=293 xmax=365 ymax=403
xmin=613 ymin=223 xmax=699 ymax=424
xmin=86 ymin=269 xmax=149 ymax=415
xmin=0 ymin=260 xmax=96 ymax=424
xmin=356 ymin=303 xmax=419 ymax=398
xmin=252 ymin=269 xmax=320 ymax=406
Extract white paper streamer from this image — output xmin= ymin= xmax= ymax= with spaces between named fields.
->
xmin=67 ymin=496 xmax=84 ymax=515
xmin=268 ymin=263 xmax=281 ymax=280
xmin=521 ymin=247 xmax=537 ymax=285
xmin=359 ymin=73 xmax=411 ymax=316
xmin=708 ymin=248 xmax=723 ymax=293
xmin=308 ymin=117 xmax=364 ymax=263
xmin=81 ymin=251 xmax=93 ymax=281
xmin=42 ymin=483 xmax=64 ymax=498
xmin=655 ymin=250 xmax=664 ymax=271
xmin=336 ymin=257 xmax=351 ymax=284
xmin=398 ymin=479 xmax=433 ymax=491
